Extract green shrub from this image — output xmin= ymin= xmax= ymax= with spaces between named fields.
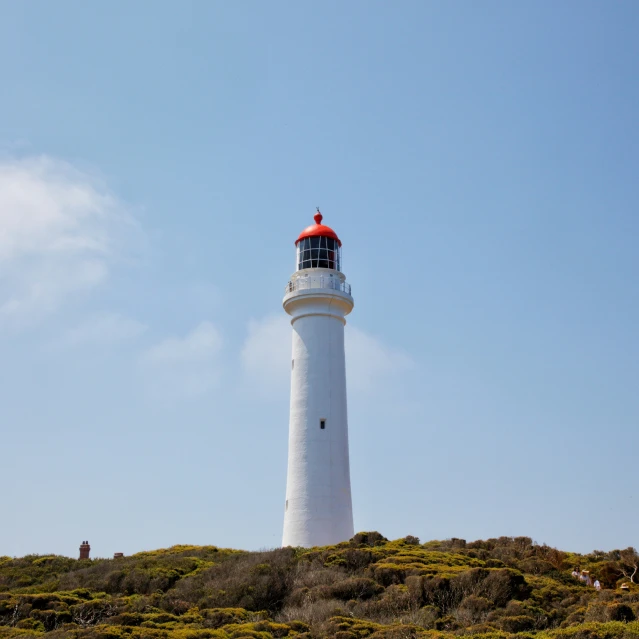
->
xmin=607 ymin=604 xmax=635 ymax=622
xmin=497 ymin=614 xmax=535 ymax=632
xmin=201 ymin=608 xmax=252 ymax=628
xmin=14 ymin=618 xmax=44 ymax=632
xmin=350 ymin=533 xmax=389 ymax=548
xmin=330 ymin=579 xmax=383 ymax=601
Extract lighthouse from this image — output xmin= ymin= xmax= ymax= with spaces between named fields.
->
xmin=282 ymin=210 xmax=355 ymax=548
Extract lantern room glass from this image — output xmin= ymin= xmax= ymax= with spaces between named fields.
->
xmin=296 ymin=236 xmax=341 ymax=271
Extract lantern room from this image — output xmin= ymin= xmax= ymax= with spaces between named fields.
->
xmin=295 ymin=210 xmax=342 ymax=271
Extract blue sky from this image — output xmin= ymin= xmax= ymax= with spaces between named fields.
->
xmin=1 ymin=1 xmax=637 ymax=559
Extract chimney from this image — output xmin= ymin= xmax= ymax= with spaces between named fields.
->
xmin=79 ymin=540 xmax=91 ymax=560
xmin=113 ymin=552 xmax=124 ymax=559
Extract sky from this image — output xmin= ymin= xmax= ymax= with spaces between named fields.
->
xmin=0 ymin=0 xmax=637 ymax=559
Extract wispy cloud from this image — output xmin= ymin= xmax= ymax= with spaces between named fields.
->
xmin=346 ymin=325 xmax=413 ymax=393
xmin=240 ymin=314 xmax=412 ymax=398
xmin=0 ymin=155 xmax=137 ymax=328
xmin=57 ymin=312 xmax=147 ymax=348
xmin=241 ymin=315 xmax=291 ymax=396
xmin=139 ymin=321 xmax=223 ymax=399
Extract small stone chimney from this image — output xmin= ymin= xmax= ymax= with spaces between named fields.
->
xmin=79 ymin=540 xmax=90 ymax=560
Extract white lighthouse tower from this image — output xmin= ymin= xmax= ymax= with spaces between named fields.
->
xmin=282 ymin=210 xmax=355 ymax=548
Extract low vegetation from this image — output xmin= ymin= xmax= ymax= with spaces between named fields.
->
xmin=1 ymin=534 xmax=638 ymax=639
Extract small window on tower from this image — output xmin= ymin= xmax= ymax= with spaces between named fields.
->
xmin=292 ymin=359 xmax=294 ymax=370
xmin=320 ymin=419 xmax=326 ymax=430
xmin=286 ymin=500 xmax=289 ymax=511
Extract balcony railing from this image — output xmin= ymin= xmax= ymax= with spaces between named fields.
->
xmin=285 ymin=275 xmax=351 ymax=296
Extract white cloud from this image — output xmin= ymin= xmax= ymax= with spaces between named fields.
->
xmin=139 ymin=321 xmax=223 ymax=398
xmin=58 ymin=312 xmax=147 ymax=348
xmin=346 ymin=326 xmax=413 ymax=392
xmin=240 ymin=314 xmax=412 ymax=397
xmin=241 ymin=315 xmax=291 ymax=396
xmin=0 ymin=156 xmax=136 ymax=327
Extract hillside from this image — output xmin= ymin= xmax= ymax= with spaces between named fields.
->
xmin=1 ymin=533 xmax=637 ymax=639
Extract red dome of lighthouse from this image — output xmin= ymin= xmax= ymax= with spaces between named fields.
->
xmin=296 ymin=210 xmax=342 ymax=246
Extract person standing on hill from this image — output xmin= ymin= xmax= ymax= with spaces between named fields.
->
xmin=594 ymin=578 xmax=602 ymax=591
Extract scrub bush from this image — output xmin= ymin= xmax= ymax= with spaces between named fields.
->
xmin=2 ymin=536 xmax=638 ymax=639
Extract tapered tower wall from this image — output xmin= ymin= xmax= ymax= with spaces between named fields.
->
xmin=282 ymin=291 xmax=354 ymax=547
